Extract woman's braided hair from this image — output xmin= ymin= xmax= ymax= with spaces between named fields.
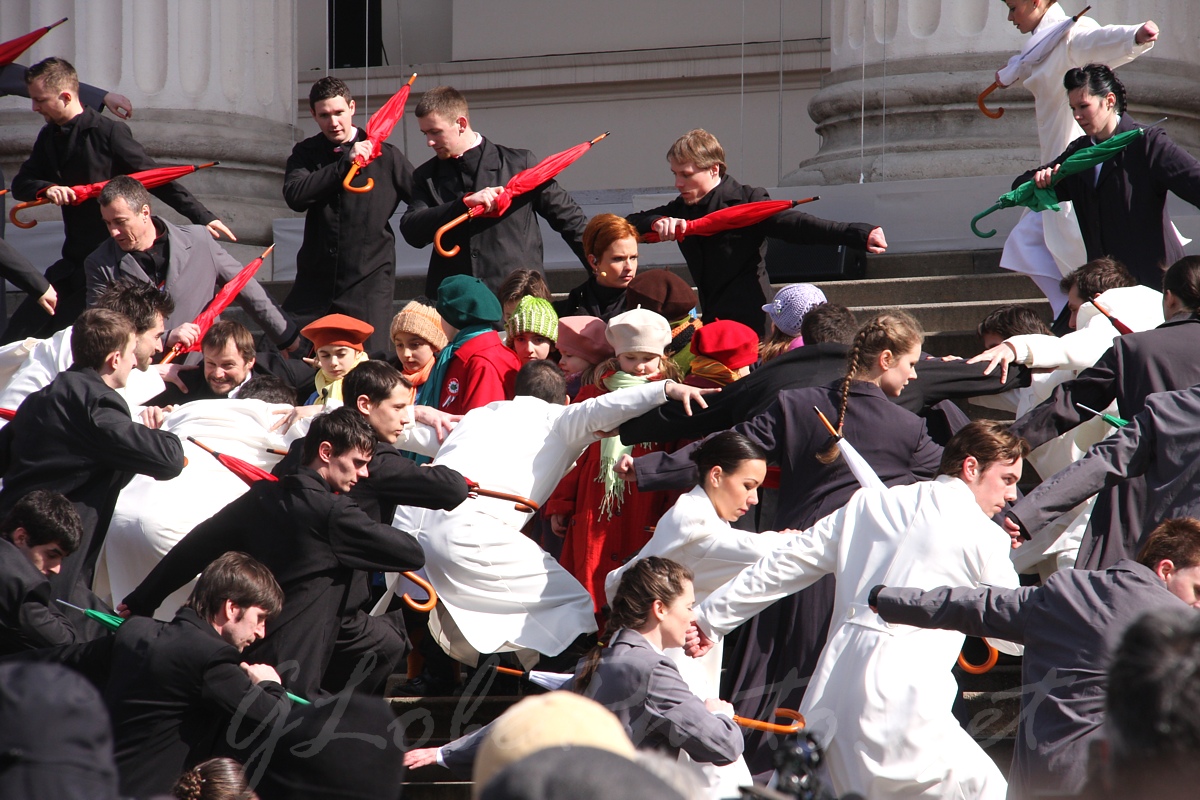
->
xmin=171 ymin=758 xmax=254 ymax=800
xmin=816 ymin=309 xmax=923 ymax=464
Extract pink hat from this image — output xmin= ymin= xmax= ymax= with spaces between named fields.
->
xmin=556 ymin=316 xmax=614 ymax=365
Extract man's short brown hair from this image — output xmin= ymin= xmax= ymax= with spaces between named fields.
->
xmin=938 ymin=420 xmax=1030 ymax=478
xmin=25 ymin=57 xmax=79 ymax=94
xmin=71 ymin=309 xmax=135 ymax=371
xmin=202 ymin=320 xmax=255 ymax=363
xmin=1138 ymin=518 xmax=1200 ymax=572
xmin=1059 ymin=256 xmax=1136 ymax=299
xmin=308 ymin=76 xmax=353 ymax=110
xmin=415 ymin=85 xmax=468 ymax=121
xmin=666 ymin=129 xmax=727 ymax=176
xmin=97 ymin=175 xmax=152 ymax=214
xmin=184 ymin=551 xmax=284 ymax=622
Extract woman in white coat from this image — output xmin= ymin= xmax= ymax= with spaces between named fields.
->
xmin=607 ymin=432 xmax=792 ymax=797
xmin=688 ymin=421 xmax=1027 ymax=800
xmin=996 ymin=0 xmax=1157 ymax=311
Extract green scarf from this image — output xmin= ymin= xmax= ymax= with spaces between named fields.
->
xmin=417 ymin=324 xmax=492 ymax=409
xmin=596 ymin=370 xmax=652 ymax=519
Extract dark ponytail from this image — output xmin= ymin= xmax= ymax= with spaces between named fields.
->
xmin=691 ymin=431 xmax=768 ymax=484
xmin=172 ymin=758 xmax=253 ymax=800
xmin=1064 ymin=63 xmax=1127 ymax=115
xmin=816 ymin=310 xmax=923 ymax=464
xmin=1163 ymin=256 xmax=1200 ymax=312
xmin=574 ymin=556 xmax=693 ymax=693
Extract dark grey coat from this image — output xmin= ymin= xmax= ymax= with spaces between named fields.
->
xmin=876 ymin=560 xmax=1185 ymax=799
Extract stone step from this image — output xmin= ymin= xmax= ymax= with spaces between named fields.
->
xmin=813 ymin=272 xmax=1042 ymax=308
xmin=858 ymin=249 xmax=1005 ymax=280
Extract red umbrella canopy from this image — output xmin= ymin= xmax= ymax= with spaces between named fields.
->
xmin=56 ymin=162 xmax=218 ymax=206
xmin=640 ymin=199 xmax=812 ymax=243
xmin=476 ymin=133 xmax=609 ymax=219
xmin=163 ymin=244 xmax=273 ymax=362
xmin=357 ymin=75 xmax=416 ymax=168
xmin=187 ymin=437 xmax=277 ymax=486
xmin=0 ymin=17 xmax=67 ymax=67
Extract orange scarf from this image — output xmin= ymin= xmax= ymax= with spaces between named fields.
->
xmin=403 ymin=357 xmax=437 ymax=403
xmin=686 ymin=355 xmax=740 ymax=387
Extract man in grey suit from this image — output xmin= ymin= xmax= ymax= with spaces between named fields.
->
xmin=83 ymin=176 xmax=299 ymax=357
xmin=870 ymin=518 xmax=1200 ymax=799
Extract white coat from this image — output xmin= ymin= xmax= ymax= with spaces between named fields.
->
xmin=606 ymin=485 xmax=787 ymax=799
xmin=381 ymin=382 xmax=681 ymax=668
xmin=999 ymin=5 xmax=1152 ymax=300
xmin=93 ymin=400 xmax=298 ymax=617
xmin=696 ymin=476 xmax=1020 ymax=800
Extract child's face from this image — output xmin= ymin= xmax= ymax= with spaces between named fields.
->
xmin=393 ymin=333 xmax=436 ymax=373
xmin=558 ymin=351 xmax=593 ymax=376
xmin=317 ymin=345 xmax=358 ymax=379
xmin=617 ymin=351 xmax=662 ymax=377
xmin=511 ymin=332 xmax=554 ymax=365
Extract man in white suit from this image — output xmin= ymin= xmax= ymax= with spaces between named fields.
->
xmin=379 ymin=360 xmax=712 ymax=669
xmin=687 ymin=421 xmax=1028 ymax=800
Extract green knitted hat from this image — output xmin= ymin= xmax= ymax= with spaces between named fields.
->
xmin=506 ymin=295 xmax=559 ymax=342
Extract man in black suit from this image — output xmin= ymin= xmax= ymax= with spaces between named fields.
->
xmin=4 ymin=57 xmax=232 ymax=341
xmin=400 ymin=85 xmax=589 ymax=296
xmin=272 ymin=359 xmax=469 ymax=693
xmin=0 ymin=308 xmax=185 ymax=610
xmin=0 ymin=490 xmax=82 ymax=656
xmin=283 ymin=76 xmax=414 ymax=353
xmin=43 ymin=551 xmax=290 ymax=797
xmin=121 ymin=408 xmax=426 ymax=696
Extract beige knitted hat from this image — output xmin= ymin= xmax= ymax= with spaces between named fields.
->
xmin=389 ymin=300 xmax=449 ymax=351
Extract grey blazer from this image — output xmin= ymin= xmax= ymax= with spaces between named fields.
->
xmin=875 ymin=560 xmax=1185 ymax=799
xmin=439 ymin=628 xmax=743 ymax=776
xmin=83 ymin=217 xmax=297 ymax=347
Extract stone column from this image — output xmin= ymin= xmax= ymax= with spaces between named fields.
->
xmin=0 ymin=0 xmax=297 ymax=243
xmin=784 ymin=0 xmax=1200 ymax=186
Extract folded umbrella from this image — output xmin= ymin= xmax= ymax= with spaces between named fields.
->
xmin=1076 ymin=402 xmax=1129 ymax=428
xmin=1087 ymin=298 xmax=1133 ymax=335
xmin=434 ymin=132 xmax=610 ymax=257
xmin=971 ymin=126 xmax=1148 ymax=238
xmin=160 ymin=243 xmax=273 ymax=364
xmin=186 ymin=436 xmax=438 ymax=613
xmin=56 ymin=599 xmax=312 ymax=704
xmin=813 ymin=407 xmax=885 ymax=490
xmin=639 ymin=197 xmax=819 ymax=243
xmin=978 ymin=6 xmax=1091 ymax=119
xmin=10 ymin=161 xmax=218 ymax=229
xmin=343 ymin=74 xmax=417 ymax=194
xmin=0 ymin=17 xmax=68 ymax=68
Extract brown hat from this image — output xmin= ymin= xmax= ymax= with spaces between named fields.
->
xmin=626 ymin=270 xmax=697 ymax=321
xmin=556 ymin=316 xmax=613 ymax=365
xmin=300 ymin=313 xmax=374 ymax=352
xmin=390 ymin=301 xmax=449 ymax=351
xmin=605 ymin=308 xmax=672 ymax=357
xmin=691 ymin=319 xmax=760 ymax=369
xmin=472 ymin=692 xmax=635 ymax=798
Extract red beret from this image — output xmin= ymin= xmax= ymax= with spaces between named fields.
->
xmin=301 ymin=313 xmax=374 ymax=352
xmin=691 ymin=319 xmax=759 ymax=370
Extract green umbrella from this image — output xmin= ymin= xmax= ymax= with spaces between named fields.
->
xmin=1076 ymin=402 xmax=1129 ymax=429
xmin=971 ymin=126 xmax=1148 ymax=238
xmin=56 ymin=600 xmax=312 ymax=705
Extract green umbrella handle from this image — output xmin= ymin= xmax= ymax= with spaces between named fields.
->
xmin=971 ymin=204 xmax=1002 ymax=238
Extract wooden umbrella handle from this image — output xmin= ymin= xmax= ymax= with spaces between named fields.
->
xmin=957 ymin=642 xmax=999 ymax=675
xmin=160 ymin=344 xmax=185 ymax=365
xmin=734 ymin=708 xmax=806 ymax=735
xmin=9 ymin=199 xmax=47 ymax=230
xmin=466 ymin=482 xmax=540 ymax=513
xmin=494 ymin=665 xmax=525 ymax=678
xmin=400 ymin=571 xmax=438 ymax=612
xmin=343 ymin=162 xmax=374 ymax=193
xmin=434 ymin=210 xmax=473 ymax=257
xmin=978 ymin=80 xmax=1004 ymax=120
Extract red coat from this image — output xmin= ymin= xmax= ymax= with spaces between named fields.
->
xmin=437 ymin=332 xmax=521 ymax=415
xmin=544 ymin=382 xmax=680 ymax=613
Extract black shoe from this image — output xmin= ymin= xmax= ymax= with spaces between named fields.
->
xmin=393 ymin=670 xmax=456 ymax=697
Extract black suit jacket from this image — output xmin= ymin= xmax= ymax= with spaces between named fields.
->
xmin=122 ymin=468 xmax=425 ymax=695
xmin=282 ymin=130 xmax=414 ymax=351
xmin=400 ymin=137 xmax=589 ymax=295
xmin=627 ymin=176 xmax=876 ymax=335
xmin=1019 ymin=115 xmax=1200 ymax=288
xmin=42 ymin=607 xmax=289 ymax=797
xmin=0 ymin=538 xmax=77 ymax=656
xmin=0 ymin=367 xmax=185 ymax=603
xmin=11 ymin=107 xmax=216 ymax=265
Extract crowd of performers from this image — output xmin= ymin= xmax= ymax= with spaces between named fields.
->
xmin=2 ymin=3 xmax=1200 ymax=799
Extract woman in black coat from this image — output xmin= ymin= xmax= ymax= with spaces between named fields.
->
xmin=1021 ymin=64 xmax=1200 ymax=288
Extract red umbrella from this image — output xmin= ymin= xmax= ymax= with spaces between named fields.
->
xmin=0 ymin=408 xmax=16 ymax=421
xmin=0 ymin=17 xmax=67 ymax=67
xmin=160 ymin=243 xmax=274 ymax=364
xmin=639 ymin=197 xmax=819 ymax=244
xmin=343 ymin=73 xmax=417 ymax=194
xmin=434 ymin=132 xmax=610 ymax=257
xmin=187 ymin=435 xmax=438 ymax=612
xmin=1087 ymin=298 xmax=1134 ymax=335
xmin=10 ymin=161 xmax=219 ymax=229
